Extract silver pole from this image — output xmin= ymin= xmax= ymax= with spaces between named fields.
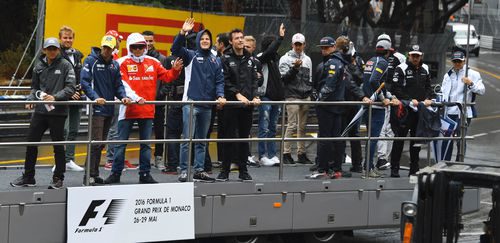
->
xmin=84 ymin=103 xmax=93 ymax=186
xmin=365 ymin=105 xmax=372 ymax=178
xmin=186 ymin=103 xmax=194 ymax=182
xmin=162 ymin=96 xmax=168 ymax=168
xmin=279 ymin=103 xmax=286 ymax=180
xmin=458 ymin=0 xmax=472 ymax=162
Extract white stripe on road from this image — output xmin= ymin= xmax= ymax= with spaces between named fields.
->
xmin=481 ymin=201 xmax=493 ymax=205
xmin=490 ymin=129 xmax=500 ymax=134
xmin=472 ymin=133 xmax=488 ymax=138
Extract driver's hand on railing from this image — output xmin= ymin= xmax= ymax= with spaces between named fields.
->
xmin=362 ymin=97 xmax=372 ymax=104
xmin=382 ymin=98 xmax=391 ymax=106
xmin=136 ymin=97 xmax=146 ymax=105
xmin=25 ymin=104 xmax=34 ymax=109
xmin=236 ymin=93 xmax=250 ymax=106
xmin=251 ymin=97 xmax=261 ymax=106
xmin=390 ymin=97 xmax=400 ymax=106
xmin=43 ymin=94 xmax=55 ymax=101
xmin=71 ymin=92 xmax=80 ymax=100
xmin=411 ymin=99 xmax=418 ymax=107
xmin=423 ymin=99 xmax=433 ymax=107
xmin=95 ymin=98 xmax=106 ymax=105
xmin=216 ymin=96 xmax=226 ymax=109
xmin=121 ymin=97 xmax=131 ymax=105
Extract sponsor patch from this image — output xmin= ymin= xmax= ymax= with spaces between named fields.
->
xmin=393 ymin=77 xmax=398 ymax=82
xmin=54 ymin=69 xmax=61 ymax=74
xmin=328 ymin=70 xmax=335 ymax=75
xmin=127 ymin=65 xmax=138 ymax=72
xmin=376 ymin=67 xmax=383 ymax=74
xmin=229 ymin=62 xmax=236 ymax=67
xmin=407 ymin=70 xmax=413 ymax=75
xmin=329 ymin=64 xmax=335 ymax=69
xmin=145 ymin=65 xmax=154 ymax=73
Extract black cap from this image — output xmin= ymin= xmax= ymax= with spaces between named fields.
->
xmin=451 ymin=51 xmax=465 ymax=61
xmin=317 ymin=37 xmax=335 ymax=47
xmin=408 ymin=45 xmax=423 ymax=55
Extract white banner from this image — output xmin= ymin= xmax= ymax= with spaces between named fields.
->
xmin=67 ymin=183 xmax=194 ymax=243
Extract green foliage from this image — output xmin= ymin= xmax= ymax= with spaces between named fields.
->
xmin=0 ymin=45 xmax=33 ymax=81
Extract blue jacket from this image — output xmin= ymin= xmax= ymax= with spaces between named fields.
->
xmin=362 ymin=55 xmax=389 ymax=101
xmin=80 ymin=47 xmax=127 ymax=117
xmin=315 ymin=52 xmax=348 ymax=114
xmin=171 ymin=29 xmax=224 ymax=103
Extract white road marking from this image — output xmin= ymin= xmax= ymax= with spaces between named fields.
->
xmin=481 ymin=201 xmax=493 ymax=205
xmin=490 ymin=129 xmax=500 ymax=134
xmin=472 ymin=133 xmax=488 ymax=138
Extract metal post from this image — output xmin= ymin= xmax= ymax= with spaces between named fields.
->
xmin=279 ymin=103 xmax=286 ymax=181
xmin=84 ymin=103 xmax=93 ymax=186
xmin=364 ymin=105 xmax=372 ymax=178
xmin=162 ymin=96 xmax=168 ymax=167
xmin=186 ymin=103 xmax=194 ymax=182
xmin=301 ymin=0 xmax=307 ymax=33
xmin=458 ymin=0 xmax=472 ymax=162
xmin=427 ymin=141 xmax=431 ymax=166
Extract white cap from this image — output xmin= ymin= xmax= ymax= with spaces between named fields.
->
xmin=377 ymin=33 xmax=392 ymax=43
xmin=408 ymin=44 xmax=423 ymax=55
xmin=292 ymin=33 xmax=305 ymax=44
xmin=43 ymin=37 xmax=60 ymax=49
xmin=376 ymin=39 xmax=391 ymax=50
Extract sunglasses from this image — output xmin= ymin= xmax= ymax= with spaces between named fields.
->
xmin=130 ymin=45 xmax=146 ymax=50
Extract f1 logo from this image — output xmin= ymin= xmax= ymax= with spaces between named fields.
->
xmin=79 ymin=199 xmax=125 ymax=226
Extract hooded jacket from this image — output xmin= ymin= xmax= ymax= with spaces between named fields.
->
xmin=117 ymin=33 xmax=181 ymax=120
xmin=315 ymin=52 xmax=349 ymax=114
xmin=80 ymin=47 xmax=127 ymax=117
xmin=27 ymin=54 xmax=76 ymax=116
xmin=171 ymin=29 xmax=224 ymax=103
xmin=256 ymin=36 xmax=284 ymax=101
xmin=220 ymin=46 xmax=259 ymax=106
xmin=146 ymin=48 xmax=170 ymax=100
xmin=278 ymin=49 xmax=313 ymax=99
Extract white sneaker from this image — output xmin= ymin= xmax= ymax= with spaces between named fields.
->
xmin=247 ymin=155 xmax=257 ymax=164
xmin=154 ymin=156 xmax=166 ymax=170
xmin=66 ymin=160 xmax=84 ymax=172
xmin=270 ymin=156 xmax=280 ymax=165
xmin=260 ymin=157 xmax=275 ymax=167
xmin=345 ymin=155 xmax=352 ymax=164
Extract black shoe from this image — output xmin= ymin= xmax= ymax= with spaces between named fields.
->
xmin=216 ymin=171 xmax=229 ymax=182
xmin=297 ymin=153 xmax=313 ymax=164
xmin=409 ymin=163 xmax=420 ymax=176
xmin=83 ymin=176 xmax=105 ymax=186
xmin=349 ymin=166 xmax=363 ymax=173
xmin=193 ymin=171 xmax=216 ymax=183
xmin=309 ymin=164 xmax=318 ymax=172
xmin=139 ymin=173 xmax=158 ymax=184
xmin=161 ymin=166 xmax=178 ymax=175
xmin=390 ymin=169 xmax=401 ymax=178
xmin=104 ymin=173 xmax=121 ymax=184
xmin=376 ymin=159 xmax=389 ymax=170
xmin=283 ymin=153 xmax=296 ymax=166
xmin=48 ymin=177 xmax=64 ymax=189
xmin=10 ymin=174 xmax=36 ymax=187
xmin=238 ymin=172 xmax=253 ymax=181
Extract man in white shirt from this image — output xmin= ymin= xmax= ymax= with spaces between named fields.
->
xmin=440 ymin=49 xmax=485 ymax=161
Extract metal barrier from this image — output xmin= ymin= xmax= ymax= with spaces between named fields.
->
xmin=0 ymin=95 xmax=472 ymax=185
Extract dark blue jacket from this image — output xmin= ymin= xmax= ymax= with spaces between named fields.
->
xmin=171 ymin=29 xmax=224 ymax=102
xmin=315 ymin=52 xmax=349 ymax=113
xmin=80 ymin=47 xmax=127 ymax=117
xmin=362 ymin=55 xmax=389 ymax=101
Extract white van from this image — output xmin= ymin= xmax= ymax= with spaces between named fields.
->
xmin=446 ymin=23 xmax=481 ymax=56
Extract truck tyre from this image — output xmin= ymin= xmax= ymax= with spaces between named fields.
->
xmin=303 ymin=231 xmax=342 ymax=243
xmin=475 ymin=49 xmax=480 ymax=57
xmin=224 ymin=235 xmax=265 ymax=243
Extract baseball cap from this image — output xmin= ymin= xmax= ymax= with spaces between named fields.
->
xmin=101 ymin=35 xmax=116 ymax=49
xmin=408 ymin=44 xmax=423 ymax=55
xmin=317 ymin=36 xmax=336 ymax=47
xmin=292 ymin=33 xmax=306 ymax=44
xmin=451 ymin=50 xmax=466 ymax=61
xmin=376 ymin=39 xmax=391 ymax=51
xmin=106 ymin=30 xmax=124 ymax=41
xmin=43 ymin=37 xmax=60 ymax=49
xmin=377 ymin=33 xmax=392 ymax=43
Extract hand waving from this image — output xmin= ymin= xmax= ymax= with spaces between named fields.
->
xmin=172 ymin=57 xmax=184 ymax=71
xmin=181 ymin=18 xmax=195 ymax=35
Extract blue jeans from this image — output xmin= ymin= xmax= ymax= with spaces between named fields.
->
xmin=106 ymin=105 xmax=120 ymax=161
xmin=64 ymin=105 xmax=82 ymax=162
xmin=112 ymin=118 xmax=153 ymax=174
xmin=365 ymin=109 xmax=385 ymax=170
xmin=441 ymin=115 xmax=471 ymax=161
xmin=258 ymin=97 xmax=281 ymax=158
xmin=179 ymin=105 xmax=212 ymax=172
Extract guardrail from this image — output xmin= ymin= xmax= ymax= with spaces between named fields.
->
xmin=0 ymin=88 xmax=472 ymax=185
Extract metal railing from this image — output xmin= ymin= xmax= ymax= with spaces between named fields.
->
xmin=0 ymin=91 xmax=472 ymax=185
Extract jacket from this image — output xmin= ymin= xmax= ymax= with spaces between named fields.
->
xmin=256 ymin=36 xmax=284 ymax=101
xmin=279 ymin=50 xmax=313 ymax=99
xmin=221 ymin=47 xmax=259 ymax=107
xmin=315 ymin=52 xmax=349 ymax=114
xmin=80 ymin=47 xmax=127 ymax=117
xmin=27 ymin=54 xmax=76 ymax=116
xmin=117 ymin=35 xmax=181 ymax=120
xmin=385 ymin=51 xmax=406 ymax=91
xmin=345 ymin=54 xmax=365 ymax=102
xmin=171 ymin=30 xmax=224 ymax=104
xmin=146 ymin=48 xmax=170 ymax=100
xmin=61 ymin=47 xmax=84 ymax=84
xmin=441 ymin=65 xmax=485 ymax=118
xmin=391 ymin=61 xmax=433 ymax=101
xmin=362 ymin=55 xmax=389 ymax=109
xmin=416 ymin=102 xmax=441 ymax=137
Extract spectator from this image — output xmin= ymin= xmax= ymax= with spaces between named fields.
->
xmin=255 ymin=23 xmax=286 ymax=166
xmin=440 ymin=49 xmax=485 ymax=161
xmin=390 ymin=45 xmax=434 ymax=177
xmin=279 ymin=33 xmax=313 ymax=165
xmin=104 ymin=33 xmax=182 ymax=184
xmin=54 ymin=26 xmax=84 ymax=172
xmin=171 ymin=18 xmax=226 ymax=182
xmin=143 ymin=30 xmax=169 ymax=171
xmin=80 ymin=35 xmax=131 ymax=185
xmin=217 ymin=28 xmax=260 ymax=182
xmin=10 ymin=37 xmax=75 ymax=189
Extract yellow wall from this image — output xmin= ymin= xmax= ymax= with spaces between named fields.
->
xmin=45 ymin=0 xmax=245 ymax=57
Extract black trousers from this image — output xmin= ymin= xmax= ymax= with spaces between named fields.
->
xmin=216 ymin=109 xmax=225 ymax=162
xmin=166 ymin=105 xmax=183 ymax=167
xmin=342 ymin=106 xmax=363 ymax=167
xmin=204 ymin=106 xmax=217 ymax=171
xmin=86 ymin=116 xmax=113 ymax=177
xmin=316 ymin=107 xmax=343 ymax=173
xmin=221 ymin=107 xmax=253 ymax=173
xmin=24 ymin=113 xmax=67 ymax=179
xmin=390 ymin=112 xmax=420 ymax=170
xmin=153 ymin=104 xmax=167 ymax=157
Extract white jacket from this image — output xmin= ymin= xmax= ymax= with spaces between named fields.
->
xmin=441 ymin=65 xmax=485 ymax=118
